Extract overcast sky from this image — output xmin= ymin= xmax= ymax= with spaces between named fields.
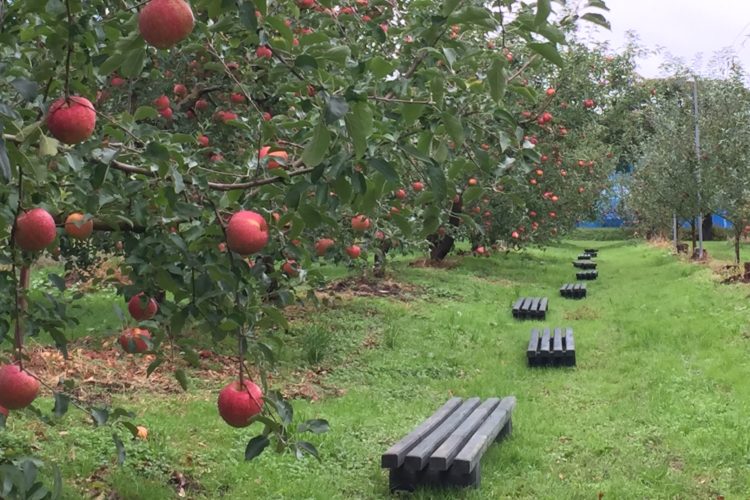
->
xmin=582 ymin=0 xmax=750 ymax=78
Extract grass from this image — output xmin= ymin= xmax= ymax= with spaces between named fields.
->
xmin=4 ymin=240 xmax=750 ymax=498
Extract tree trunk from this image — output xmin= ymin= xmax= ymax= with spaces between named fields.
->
xmin=427 ymin=234 xmax=454 ymax=261
xmin=735 ymin=229 xmax=741 ymax=265
xmin=702 ymin=213 xmax=714 ymax=241
xmin=690 ymin=220 xmax=696 ymax=254
xmin=373 ymin=239 xmax=392 ymax=278
xmin=428 ymin=196 xmax=462 ymax=262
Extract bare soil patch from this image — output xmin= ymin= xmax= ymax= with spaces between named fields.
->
xmin=319 ymin=276 xmax=421 ymax=301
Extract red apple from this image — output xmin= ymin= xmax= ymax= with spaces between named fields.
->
xmin=215 ymin=111 xmax=238 ymax=123
xmin=197 ymin=134 xmax=210 ymax=147
xmin=511 ymin=231 xmax=519 ymax=239
xmin=546 ymin=88 xmax=556 ymax=96
xmin=351 ymin=215 xmax=371 ymax=231
xmin=128 ymin=293 xmax=159 ymax=321
xmin=256 ymin=45 xmax=273 ymax=59
xmin=217 ymin=380 xmax=264 ymax=428
xmin=226 ymin=210 xmax=269 ymax=255
xmin=153 ymin=95 xmax=170 ymax=109
xmin=395 ymin=189 xmax=407 ymax=200
xmin=46 ymin=96 xmax=96 ymax=145
xmin=0 ymin=365 xmax=40 ymax=410
xmin=298 ymin=0 xmax=315 ymax=8
xmin=159 ymin=107 xmax=173 ymax=119
xmin=230 ymin=92 xmax=246 ymax=104
xmin=64 ymin=212 xmax=94 ymax=240
xmin=282 ymin=260 xmax=299 ymax=277
xmin=346 ymin=245 xmax=361 ymax=258
xmin=468 ymin=178 xmax=478 ymax=186
xmin=173 ymin=83 xmax=187 ymax=96
xmin=262 ymin=112 xmax=272 ymax=121
xmin=195 ymin=99 xmax=209 ymax=111
xmin=411 ymin=181 xmax=424 ymax=192
xmin=259 ymin=146 xmax=288 ymax=169
xmin=15 ymin=208 xmax=56 ymax=252
xmin=138 ymin=0 xmax=195 ymax=49
xmin=315 ymin=238 xmax=335 ymax=256
xmin=111 ymin=76 xmax=126 ymax=87
xmin=118 ymin=327 xmax=152 ymax=354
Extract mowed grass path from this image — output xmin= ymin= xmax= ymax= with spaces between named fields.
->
xmin=8 ymin=241 xmax=750 ymax=498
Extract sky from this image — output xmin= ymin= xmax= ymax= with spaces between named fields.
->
xmin=582 ymin=0 xmax=750 ymax=78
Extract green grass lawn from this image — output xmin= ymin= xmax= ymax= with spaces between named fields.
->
xmin=4 ymin=240 xmax=750 ymax=498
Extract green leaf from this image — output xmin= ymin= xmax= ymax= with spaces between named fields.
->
xmin=535 ymin=0 xmax=551 ymax=25
xmin=581 ymin=12 xmax=611 ymax=29
xmin=528 ymin=42 xmax=564 ymax=67
xmin=38 ymin=134 xmax=59 ymax=157
xmin=121 ymin=421 xmax=140 ymax=438
xmin=420 ymin=205 xmax=441 ymax=237
xmin=586 ymin=0 xmax=610 ymax=11
xmin=297 ymin=419 xmax=330 ymax=434
xmin=146 ymin=357 xmax=164 ymax=377
xmin=133 ymin=106 xmax=158 ymax=121
xmin=298 ymin=203 xmax=322 ymax=228
xmin=266 ymin=16 xmax=293 ymax=44
xmin=174 ymin=369 xmax=189 ymax=391
xmin=442 ymin=0 xmax=461 ymax=16
xmin=442 ymin=113 xmax=465 ymax=146
xmin=112 ymin=433 xmax=126 ymax=465
xmin=145 ymin=142 xmax=170 ymax=162
xmin=345 ymin=102 xmax=373 ymax=159
xmin=296 ymin=441 xmax=321 ymax=462
xmin=322 ymin=46 xmax=350 ymax=66
xmin=401 ymin=103 xmax=425 ymax=125
xmin=170 ymin=166 xmax=185 ymax=194
xmin=324 ymin=95 xmax=349 ymax=124
xmin=48 ymin=274 xmax=66 ymax=291
xmin=488 ymin=59 xmax=507 ymax=103
xmin=369 ymin=56 xmax=395 ymax=79
xmin=53 ymin=392 xmax=70 ymax=418
xmin=0 ymin=136 xmax=12 ymax=183
xmin=120 ymin=49 xmax=146 ymax=78
xmin=239 ymin=1 xmax=258 ymax=32
xmin=302 ymin=121 xmax=330 ymax=167
xmin=11 ymin=78 xmax=39 ymax=101
xmin=99 ymin=53 xmax=125 ymax=75
xmin=431 ymin=76 xmax=445 ymax=104
xmin=427 ymin=163 xmax=447 ymax=201
xmin=449 ymin=6 xmax=496 ymax=30
xmin=274 ymin=397 xmax=293 ymax=426
xmin=463 ymin=186 xmax=483 ymax=204
xmin=245 ymin=435 xmax=270 ymax=461
xmin=91 ymin=408 xmax=109 ymax=426
xmin=295 ymin=54 xmax=318 ymax=70
xmin=368 ymin=158 xmax=399 ymax=183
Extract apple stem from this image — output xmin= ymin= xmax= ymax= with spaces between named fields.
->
xmin=9 ymin=165 xmax=25 ymax=369
xmin=63 ymin=0 xmax=73 ymax=99
xmin=238 ymin=331 xmax=245 ymax=386
xmin=11 ymin=262 xmax=24 ymax=370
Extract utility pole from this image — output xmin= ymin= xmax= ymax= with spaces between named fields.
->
xmin=691 ymin=78 xmax=704 ymax=259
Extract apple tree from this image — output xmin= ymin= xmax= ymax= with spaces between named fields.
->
xmin=0 ymin=1 xmax=614 ymax=490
